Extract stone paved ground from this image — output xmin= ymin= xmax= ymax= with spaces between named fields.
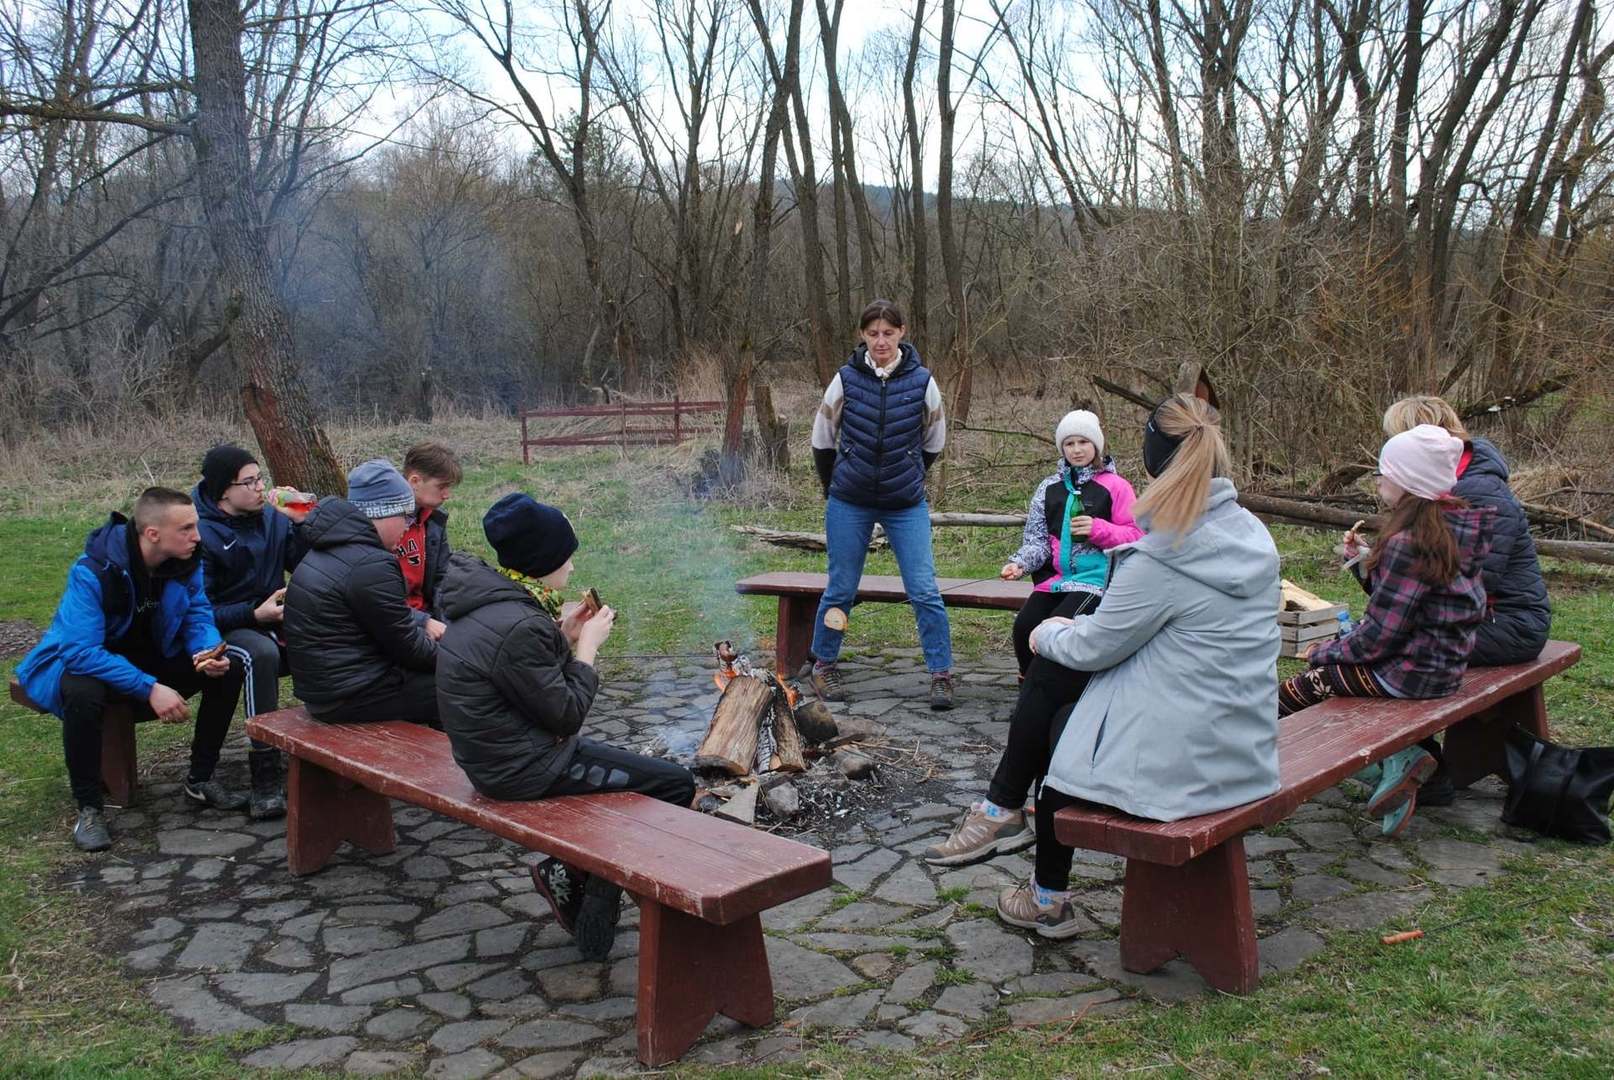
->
xmin=71 ymin=650 xmax=1536 ymax=1078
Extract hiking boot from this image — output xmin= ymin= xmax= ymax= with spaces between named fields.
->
xmin=531 ymin=857 xmax=585 ymax=933
xmin=929 ymin=671 xmax=956 ymax=711
xmin=72 ymin=806 xmax=111 ymax=852
xmin=1366 ymin=747 xmax=1438 ymax=817
xmin=1380 ymin=794 xmax=1419 ymax=838
xmin=924 ymin=802 xmax=1034 ymax=867
xmin=810 ymin=662 xmax=846 ymax=702
xmin=1417 ymin=767 xmax=1456 ymax=808
xmin=183 ymin=777 xmax=249 ymax=812
xmin=575 ymin=876 xmax=623 ymax=961
xmin=996 ymin=878 xmax=1085 ymax=939
xmin=247 ymin=748 xmax=287 ymax=821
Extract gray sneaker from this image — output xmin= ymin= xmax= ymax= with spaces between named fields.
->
xmin=929 ymin=671 xmax=956 ymax=711
xmin=810 ymin=662 xmax=846 ymax=702
xmin=184 ymin=778 xmax=249 ymax=811
xmin=996 ymin=878 xmax=1086 ymax=939
xmin=924 ymin=802 xmax=1034 ymax=866
xmin=73 ymin=806 xmax=111 ymax=852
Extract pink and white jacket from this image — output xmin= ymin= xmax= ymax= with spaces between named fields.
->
xmin=1008 ymin=457 xmax=1144 ymax=594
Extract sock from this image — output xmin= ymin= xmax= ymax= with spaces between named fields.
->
xmin=1031 ymin=880 xmax=1068 ymax=906
xmin=980 ymin=800 xmax=1011 ymax=820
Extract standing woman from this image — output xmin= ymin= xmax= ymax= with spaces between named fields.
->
xmin=808 ymin=299 xmax=955 ymax=710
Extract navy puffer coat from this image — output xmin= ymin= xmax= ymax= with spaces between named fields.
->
xmin=1454 ymin=438 xmax=1551 ymax=664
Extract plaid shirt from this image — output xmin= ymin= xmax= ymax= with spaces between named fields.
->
xmin=1309 ymin=505 xmax=1495 ymax=698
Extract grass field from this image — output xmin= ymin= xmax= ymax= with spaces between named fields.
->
xmin=1 ymin=418 xmax=1611 ymax=1077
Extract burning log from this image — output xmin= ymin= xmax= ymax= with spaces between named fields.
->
xmin=769 ymin=680 xmax=808 ymax=773
xmin=697 ymin=674 xmax=771 ymax=775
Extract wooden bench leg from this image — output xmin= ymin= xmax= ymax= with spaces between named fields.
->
xmin=1119 ymin=841 xmax=1258 ymax=994
xmin=636 ymin=900 xmax=772 ymax=1066
xmin=285 ymin=757 xmax=396 ymax=875
xmin=775 ymin=595 xmax=816 ymax=675
xmin=1443 ymin=684 xmax=1549 ymax=788
xmin=101 ymin=704 xmax=138 ymax=807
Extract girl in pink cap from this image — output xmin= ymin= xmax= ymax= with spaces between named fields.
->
xmin=1278 ymin=424 xmax=1496 ymax=835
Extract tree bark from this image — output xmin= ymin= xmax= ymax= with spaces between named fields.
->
xmin=902 ymin=0 xmax=929 ymax=339
xmin=188 ymin=0 xmax=344 ymax=496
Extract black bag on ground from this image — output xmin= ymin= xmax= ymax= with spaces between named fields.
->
xmin=1501 ymin=729 xmax=1614 ymax=845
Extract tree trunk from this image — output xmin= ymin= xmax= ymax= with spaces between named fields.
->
xmin=902 ymin=0 xmax=929 ymax=339
xmin=188 ymin=0 xmax=344 ymax=495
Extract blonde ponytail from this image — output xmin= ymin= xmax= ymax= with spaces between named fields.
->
xmin=1132 ymin=394 xmax=1232 ymax=539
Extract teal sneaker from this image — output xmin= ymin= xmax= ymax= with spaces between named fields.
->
xmin=1380 ymin=795 xmax=1418 ymax=838
xmin=1366 ymin=747 xmax=1437 ymax=818
xmin=1351 ymin=762 xmax=1383 ymax=789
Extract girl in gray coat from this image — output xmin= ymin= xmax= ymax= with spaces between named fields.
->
xmin=995 ymin=395 xmax=1282 ymax=939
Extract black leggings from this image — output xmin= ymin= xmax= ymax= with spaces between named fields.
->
xmin=545 ymin=739 xmax=696 ymax=807
xmin=1011 ymin=589 xmax=1101 ymax=676
xmin=60 ymin=654 xmax=244 ymax=809
xmin=1033 ymin=767 xmax=1085 ymax=891
xmin=989 ymin=591 xmax=1102 ymax=810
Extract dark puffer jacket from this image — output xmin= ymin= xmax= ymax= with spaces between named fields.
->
xmin=827 ymin=342 xmax=932 ymax=509
xmin=1455 ymin=438 xmax=1551 ymax=664
xmin=284 ymin=497 xmax=437 ymax=712
xmin=435 ymin=553 xmax=596 ymax=799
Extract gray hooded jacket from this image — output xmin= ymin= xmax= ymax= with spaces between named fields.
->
xmin=1037 ymin=478 xmax=1282 ymax=821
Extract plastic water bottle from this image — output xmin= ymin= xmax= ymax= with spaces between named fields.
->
xmin=1336 ymin=610 xmax=1354 ymax=637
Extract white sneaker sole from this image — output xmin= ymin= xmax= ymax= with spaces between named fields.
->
xmin=923 ymin=826 xmax=1036 ymax=867
xmin=996 ymin=905 xmax=1085 ymax=939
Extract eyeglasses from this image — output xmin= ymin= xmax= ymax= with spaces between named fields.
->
xmin=229 ymin=475 xmax=266 ymax=489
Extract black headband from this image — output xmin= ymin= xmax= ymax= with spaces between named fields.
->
xmin=1142 ymin=403 xmax=1186 ymax=479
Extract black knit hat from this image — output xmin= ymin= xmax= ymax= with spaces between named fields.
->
xmin=201 ymin=444 xmax=258 ymax=500
xmin=483 ymin=493 xmax=579 ymax=578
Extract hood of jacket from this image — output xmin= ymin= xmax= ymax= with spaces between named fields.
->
xmin=1462 ymin=437 xmax=1510 ymax=485
xmin=1129 ymin=477 xmax=1277 ymax=600
xmin=439 ymin=552 xmax=537 ymax=622
xmin=302 ymin=497 xmax=385 ymax=552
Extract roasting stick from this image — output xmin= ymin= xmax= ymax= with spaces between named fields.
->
xmin=1341 ymin=519 xmax=1369 ymax=572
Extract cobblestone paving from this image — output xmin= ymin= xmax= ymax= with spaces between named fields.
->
xmin=73 ymin=650 xmax=1535 ymax=1077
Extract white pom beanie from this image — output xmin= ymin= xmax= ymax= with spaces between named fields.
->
xmin=1378 ymin=424 xmax=1463 ymax=501
xmin=1054 ymin=410 xmax=1104 ymax=459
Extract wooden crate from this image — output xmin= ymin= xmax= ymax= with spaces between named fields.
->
xmin=1278 ymin=603 xmax=1347 ymax=659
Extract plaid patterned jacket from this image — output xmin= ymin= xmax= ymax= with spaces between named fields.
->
xmin=1309 ymin=505 xmax=1496 ymax=698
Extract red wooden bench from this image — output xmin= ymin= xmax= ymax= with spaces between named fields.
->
xmin=1053 ymin=640 xmax=1581 ymax=995
xmin=245 ymin=707 xmax=832 ymax=1066
xmin=9 ymin=678 xmax=140 ymax=806
xmin=736 ymin=571 xmax=1032 ymax=672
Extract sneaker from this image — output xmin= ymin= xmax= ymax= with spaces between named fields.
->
xmin=72 ymin=806 xmax=111 ymax=852
xmin=247 ymin=748 xmax=287 ymax=821
xmin=183 ymin=778 xmax=249 ymax=812
xmin=929 ymin=671 xmax=956 ymax=711
xmin=1366 ymin=747 xmax=1438 ymax=818
xmin=574 ymin=876 xmax=623 ymax=961
xmin=996 ymin=878 xmax=1085 ymax=939
xmin=1380 ymin=795 xmax=1419 ymax=838
xmin=531 ymin=858 xmax=585 ymax=933
xmin=1418 ymin=768 xmax=1456 ymax=808
xmin=810 ymin=662 xmax=845 ymax=702
xmin=1351 ymin=762 xmax=1383 ymax=789
xmin=924 ymin=802 xmax=1035 ymax=867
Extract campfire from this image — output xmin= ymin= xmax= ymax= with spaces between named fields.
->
xmin=695 ymin=641 xmax=878 ymax=824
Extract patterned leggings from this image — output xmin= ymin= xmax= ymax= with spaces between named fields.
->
xmin=1277 ymin=663 xmax=1388 ymax=718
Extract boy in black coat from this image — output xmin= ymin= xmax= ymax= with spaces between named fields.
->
xmin=436 ymin=493 xmax=695 ymax=960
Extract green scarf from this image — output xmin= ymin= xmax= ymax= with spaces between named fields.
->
xmin=498 ymin=567 xmax=564 ymax=619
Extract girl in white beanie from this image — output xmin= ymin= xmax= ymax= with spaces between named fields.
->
xmin=1278 ymin=424 xmax=1497 ymax=836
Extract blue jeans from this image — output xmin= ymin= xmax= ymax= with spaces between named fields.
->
xmin=812 ymin=496 xmax=953 ymax=673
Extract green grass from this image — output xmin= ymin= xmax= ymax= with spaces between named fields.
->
xmin=2 ymin=429 xmax=1612 ymax=1077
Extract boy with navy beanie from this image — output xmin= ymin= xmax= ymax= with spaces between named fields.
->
xmin=435 ymin=493 xmax=695 ymax=960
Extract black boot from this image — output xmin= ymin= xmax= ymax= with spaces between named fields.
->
xmin=574 ymin=876 xmax=623 ymax=961
xmin=248 ymin=748 xmax=287 ymax=820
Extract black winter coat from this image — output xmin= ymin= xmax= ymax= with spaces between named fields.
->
xmin=436 ymin=553 xmax=597 ymax=799
xmin=1455 ymin=438 xmax=1551 ymax=665
xmin=284 ymin=497 xmax=437 ymax=711
xmin=421 ymin=509 xmax=450 ymax=616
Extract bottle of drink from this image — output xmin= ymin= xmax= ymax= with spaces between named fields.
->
xmin=273 ymin=487 xmax=318 ymax=513
xmin=1336 ymin=610 xmax=1353 ymax=637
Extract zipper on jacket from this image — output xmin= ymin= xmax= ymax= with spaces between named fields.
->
xmin=876 ymin=376 xmax=889 ymax=486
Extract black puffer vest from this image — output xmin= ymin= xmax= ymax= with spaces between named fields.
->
xmin=827 ymin=343 xmax=931 ymax=509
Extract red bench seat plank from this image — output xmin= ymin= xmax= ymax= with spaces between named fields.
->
xmin=246 ymin=709 xmax=830 ymax=925
xmin=736 ymin=571 xmax=1031 ymax=609
xmin=1056 ymin=641 xmax=1580 ymax=864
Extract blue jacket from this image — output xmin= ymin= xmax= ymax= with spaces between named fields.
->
xmin=1455 ymin=438 xmax=1551 ymax=664
xmin=828 ymin=342 xmax=931 ymax=509
xmin=16 ymin=515 xmax=222 ymax=717
xmin=192 ymin=483 xmax=308 ymax=633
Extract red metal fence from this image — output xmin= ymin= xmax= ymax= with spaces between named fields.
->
xmin=519 ymin=397 xmax=724 ymax=463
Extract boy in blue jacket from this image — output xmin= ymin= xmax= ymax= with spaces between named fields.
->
xmin=17 ymin=487 xmax=248 ymax=851
xmin=192 ymin=444 xmax=311 ymax=819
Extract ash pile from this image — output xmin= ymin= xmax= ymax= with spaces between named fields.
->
xmin=689 ymin=641 xmax=921 ymax=832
